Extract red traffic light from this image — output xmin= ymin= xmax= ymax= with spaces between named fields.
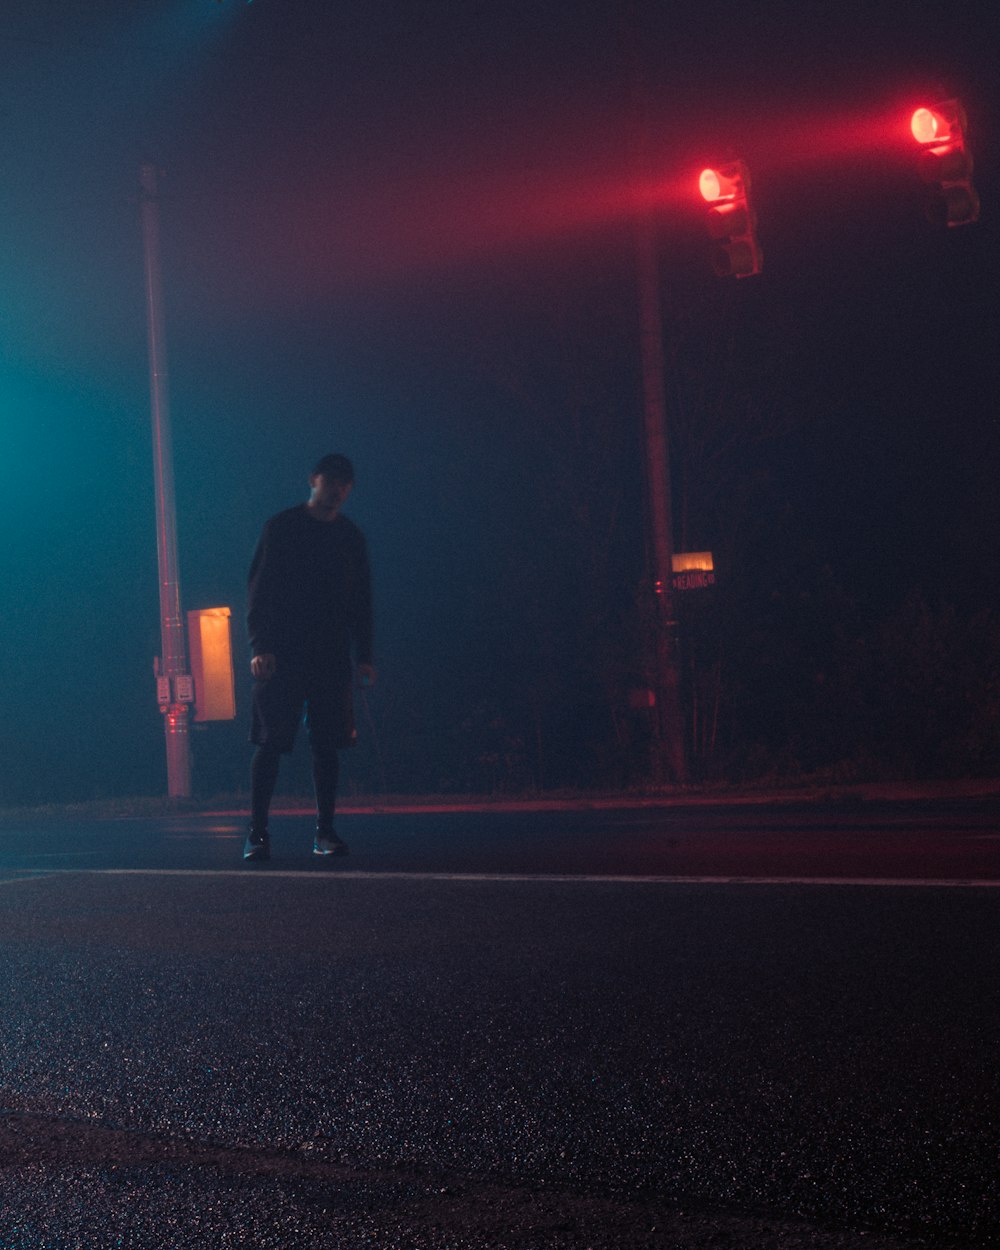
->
xmin=910 ymin=99 xmax=979 ymax=227
xmin=699 ymin=167 xmax=742 ymax=203
xmin=911 ymin=107 xmax=954 ymax=146
xmin=698 ymin=161 xmax=762 ymax=278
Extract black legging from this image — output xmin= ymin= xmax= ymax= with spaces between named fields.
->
xmin=310 ymin=738 xmax=340 ymax=829
xmin=250 ymin=740 xmax=340 ymax=830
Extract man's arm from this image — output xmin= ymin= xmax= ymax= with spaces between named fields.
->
xmin=354 ymin=531 xmax=376 ymax=686
xmin=247 ymin=518 xmax=281 ymax=676
xmin=251 ymin=653 xmax=276 ymax=680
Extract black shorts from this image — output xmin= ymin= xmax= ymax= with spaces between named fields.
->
xmin=250 ymin=664 xmax=356 ymax=753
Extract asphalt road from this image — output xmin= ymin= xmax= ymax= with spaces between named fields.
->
xmin=0 ymin=797 xmax=997 ymax=1249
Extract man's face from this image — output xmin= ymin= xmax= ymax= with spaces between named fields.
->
xmin=310 ymin=473 xmax=353 ymax=517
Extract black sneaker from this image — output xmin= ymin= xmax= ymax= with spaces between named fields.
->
xmin=313 ymin=829 xmax=348 ymax=856
xmin=243 ymin=826 xmax=270 ymax=862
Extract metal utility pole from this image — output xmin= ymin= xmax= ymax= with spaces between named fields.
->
xmin=633 ymin=210 xmax=688 ymax=785
xmin=139 ymin=162 xmax=192 ymax=799
xmin=626 ymin=7 xmax=687 ymax=786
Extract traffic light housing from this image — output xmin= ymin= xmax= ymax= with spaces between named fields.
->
xmin=911 ymin=99 xmax=979 ymax=227
xmin=698 ymin=160 xmax=762 ymax=278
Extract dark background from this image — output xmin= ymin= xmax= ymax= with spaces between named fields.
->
xmin=2 ymin=0 xmax=998 ymax=803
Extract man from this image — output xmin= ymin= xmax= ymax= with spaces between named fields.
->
xmin=244 ymin=453 xmax=376 ymax=861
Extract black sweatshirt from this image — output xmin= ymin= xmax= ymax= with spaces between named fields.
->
xmin=247 ymin=505 xmax=373 ymax=669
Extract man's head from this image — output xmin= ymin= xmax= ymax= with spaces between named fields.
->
xmin=308 ymin=453 xmax=355 ymax=520
xmin=312 ymin=453 xmax=354 ymax=483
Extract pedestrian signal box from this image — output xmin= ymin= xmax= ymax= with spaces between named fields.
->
xmin=187 ymin=607 xmax=236 ymax=722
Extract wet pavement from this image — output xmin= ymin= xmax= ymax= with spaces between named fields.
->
xmin=0 ymin=804 xmax=997 ymax=1247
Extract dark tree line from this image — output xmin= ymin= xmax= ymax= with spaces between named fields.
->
xmin=351 ymin=259 xmax=1000 ymax=796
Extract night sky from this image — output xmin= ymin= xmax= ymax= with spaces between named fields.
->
xmin=2 ymin=0 xmax=998 ymax=802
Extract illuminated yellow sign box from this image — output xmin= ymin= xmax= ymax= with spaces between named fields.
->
xmin=187 ymin=607 xmax=236 ymax=722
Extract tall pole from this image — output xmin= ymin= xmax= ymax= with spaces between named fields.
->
xmin=633 ymin=211 xmax=688 ymax=785
xmin=140 ymin=162 xmax=192 ymax=799
xmin=627 ymin=9 xmax=688 ymax=786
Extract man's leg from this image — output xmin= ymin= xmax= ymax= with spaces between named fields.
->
xmin=310 ymin=738 xmax=348 ymax=855
xmin=247 ymin=668 xmax=302 ymax=862
xmin=311 ymin=739 xmax=340 ymax=830
xmin=251 ymin=741 xmax=282 ymax=829
xmin=244 ymin=742 xmax=281 ymax=861
xmin=305 ymin=665 xmax=353 ymax=856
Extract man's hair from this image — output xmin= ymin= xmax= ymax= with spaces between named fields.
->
xmin=312 ymin=453 xmax=355 ymax=482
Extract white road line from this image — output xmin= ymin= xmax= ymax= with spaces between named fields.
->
xmin=6 ymin=868 xmax=1000 ymax=888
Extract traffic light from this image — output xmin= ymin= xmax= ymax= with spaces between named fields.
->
xmin=911 ymin=99 xmax=979 ymax=227
xmin=698 ymin=160 xmax=762 ymax=278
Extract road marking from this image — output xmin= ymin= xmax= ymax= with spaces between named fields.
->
xmin=12 ymin=851 xmax=103 ymax=858
xmin=7 ymin=868 xmax=1000 ymax=888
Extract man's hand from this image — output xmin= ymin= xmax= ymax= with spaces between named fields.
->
xmin=357 ymin=663 xmax=377 ymax=688
xmin=251 ymin=653 xmax=276 ymax=681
